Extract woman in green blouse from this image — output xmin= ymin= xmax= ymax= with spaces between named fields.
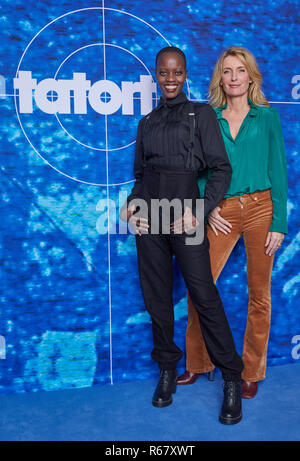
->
xmin=176 ymin=46 xmax=288 ymax=398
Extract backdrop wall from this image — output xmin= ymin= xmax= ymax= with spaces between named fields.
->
xmin=0 ymin=0 xmax=299 ymax=395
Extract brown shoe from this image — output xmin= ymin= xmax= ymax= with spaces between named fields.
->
xmin=241 ymin=380 xmax=258 ymax=399
xmin=177 ymin=371 xmax=200 ymax=385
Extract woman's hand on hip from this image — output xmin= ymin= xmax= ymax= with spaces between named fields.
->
xmin=127 ymin=206 xmax=149 ymax=236
xmin=208 ymin=206 xmax=232 ymax=236
xmin=265 ymin=232 xmax=284 ymax=256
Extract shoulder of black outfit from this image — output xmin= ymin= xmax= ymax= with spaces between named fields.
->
xmin=138 ymin=92 xmax=215 ymax=121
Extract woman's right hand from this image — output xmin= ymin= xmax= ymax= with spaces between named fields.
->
xmin=119 ymin=203 xmax=149 ymax=236
xmin=208 ymin=206 xmax=232 ymax=236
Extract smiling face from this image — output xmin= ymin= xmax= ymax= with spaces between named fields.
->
xmin=221 ymin=55 xmax=252 ymax=99
xmin=155 ymin=52 xmax=187 ymax=99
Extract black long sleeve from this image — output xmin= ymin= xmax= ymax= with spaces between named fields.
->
xmin=196 ymin=104 xmax=232 ymax=217
xmin=127 ymin=92 xmax=231 ymax=216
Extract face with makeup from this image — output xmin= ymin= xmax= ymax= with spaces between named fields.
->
xmin=221 ymin=55 xmax=252 ymax=98
xmin=155 ymin=52 xmax=187 ymax=100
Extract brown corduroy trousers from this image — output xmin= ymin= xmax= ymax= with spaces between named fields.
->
xmin=186 ymin=189 xmax=275 ymax=382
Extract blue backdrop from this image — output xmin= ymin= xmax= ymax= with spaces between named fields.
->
xmin=0 ymin=0 xmax=299 ymax=394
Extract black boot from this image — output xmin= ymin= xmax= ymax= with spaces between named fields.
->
xmin=152 ymin=369 xmax=177 ymax=408
xmin=219 ymin=381 xmax=242 ymax=425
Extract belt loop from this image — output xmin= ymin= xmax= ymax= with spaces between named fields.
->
xmin=250 ymin=191 xmax=258 ymax=202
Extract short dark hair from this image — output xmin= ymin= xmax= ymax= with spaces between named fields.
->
xmin=155 ymin=46 xmax=187 ymax=69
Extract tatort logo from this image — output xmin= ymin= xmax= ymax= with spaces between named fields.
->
xmin=14 ymin=71 xmax=156 ymax=116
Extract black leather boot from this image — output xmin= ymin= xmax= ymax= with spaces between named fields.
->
xmin=152 ymin=369 xmax=177 ymax=407
xmin=219 ymin=381 xmax=242 ymax=425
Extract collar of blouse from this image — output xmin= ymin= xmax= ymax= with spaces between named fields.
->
xmin=215 ymin=98 xmax=258 ymax=120
xmin=157 ymin=91 xmax=188 ymax=109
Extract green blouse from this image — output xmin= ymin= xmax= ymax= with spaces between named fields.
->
xmin=197 ymin=99 xmax=288 ymax=234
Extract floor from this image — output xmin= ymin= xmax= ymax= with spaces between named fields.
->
xmin=0 ymin=362 xmax=299 ymax=441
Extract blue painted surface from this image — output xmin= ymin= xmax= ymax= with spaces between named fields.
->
xmin=0 ymin=0 xmax=299 ymax=394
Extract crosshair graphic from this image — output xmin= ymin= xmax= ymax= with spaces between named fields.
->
xmin=14 ymin=6 xmax=183 ymax=187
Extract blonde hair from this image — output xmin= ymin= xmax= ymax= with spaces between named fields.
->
xmin=209 ymin=46 xmax=269 ymax=107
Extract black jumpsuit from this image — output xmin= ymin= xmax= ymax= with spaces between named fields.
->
xmin=127 ymin=92 xmax=243 ymax=381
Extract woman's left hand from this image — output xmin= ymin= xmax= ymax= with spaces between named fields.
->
xmin=265 ymin=232 xmax=284 ymax=256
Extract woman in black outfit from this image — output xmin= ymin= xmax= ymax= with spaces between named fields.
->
xmin=120 ymin=47 xmax=243 ymax=425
